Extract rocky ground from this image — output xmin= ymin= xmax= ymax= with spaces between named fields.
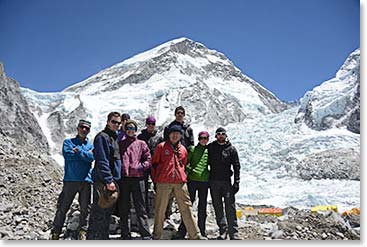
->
xmin=54 ymin=199 xmax=360 ymax=241
xmin=0 ymin=148 xmax=63 ymax=240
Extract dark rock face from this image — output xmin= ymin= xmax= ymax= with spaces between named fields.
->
xmin=297 ymin=148 xmax=360 ymax=181
xmin=0 ymin=63 xmax=49 ymax=152
xmin=0 ymin=63 xmax=63 ymax=240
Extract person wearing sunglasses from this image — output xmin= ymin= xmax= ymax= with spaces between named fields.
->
xmin=208 ymin=127 xmax=241 ymax=240
xmin=174 ymin=131 xmax=210 ymax=239
xmin=118 ymin=120 xmax=152 ymax=240
xmin=163 ymin=106 xmax=194 ymax=149
xmin=87 ymin=112 xmax=122 ymax=240
xmin=117 ymin=113 xmax=130 ymax=142
xmin=151 ymin=125 xmax=202 ymax=240
xmin=50 ymin=120 xmax=94 ymax=240
xmin=137 ymin=116 xmax=164 ymax=218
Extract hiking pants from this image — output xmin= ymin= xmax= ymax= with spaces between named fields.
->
xmin=52 ymin=181 xmax=91 ymax=234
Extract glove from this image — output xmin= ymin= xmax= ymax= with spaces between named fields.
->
xmin=232 ymin=182 xmax=239 ymax=194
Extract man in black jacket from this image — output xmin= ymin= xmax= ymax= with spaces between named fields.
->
xmin=87 ymin=112 xmax=122 ymax=240
xmin=208 ymin=127 xmax=241 ymax=240
xmin=163 ymin=106 xmax=194 ymax=150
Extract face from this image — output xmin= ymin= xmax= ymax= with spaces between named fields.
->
xmin=216 ymin=132 xmax=226 ymax=143
xmin=107 ymin=116 xmax=122 ymax=132
xmin=77 ymin=124 xmax=90 ymax=138
xmin=125 ymin=123 xmax=137 ymax=137
xmin=198 ymin=135 xmax=209 ymax=146
xmin=175 ymin=110 xmax=185 ymax=122
xmin=169 ymin=131 xmax=181 ymax=144
xmin=146 ymin=122 xmax=156 ymax=132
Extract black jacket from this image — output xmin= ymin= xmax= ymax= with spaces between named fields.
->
xmin=163 ymin=120 xmax=194 ymax=149
xmin=137 ymin=129 xmax=164 ymax=155
xmin=207 ymin=141 xmax=240 ymax=184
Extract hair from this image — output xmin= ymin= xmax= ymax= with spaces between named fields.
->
xmin=174 ymin=106 xmax=185 ymax=115
xmin=107 ymin=112 xmax=121 ymax=122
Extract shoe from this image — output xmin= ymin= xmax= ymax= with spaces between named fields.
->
xmin=49 ymin=233 xmax=60 ymax=240
xmin=229 ymin=234 xmax=241 ymax=240
xmin=217 ymin=232 xmax=227 ymax=240
xmin=142 ymin=236 xmax=152 ymax=240
xmin=78 ymin=230 xmax=87 ymax=240
xmin=121 ymin=234 xmax=132 ymax=240
xmin=198 ymin=235 xmax=208 ymax=240
xmin=172 ymin=233 xmax=185 ymax=240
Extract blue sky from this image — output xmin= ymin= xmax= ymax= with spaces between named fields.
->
xmin=0 ymin=0 xmax=359 ymax=101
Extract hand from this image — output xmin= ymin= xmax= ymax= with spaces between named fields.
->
xmin=106 ymin=182 xmax=116 ymax=191
xmin=232 ymin=182 xmax=239 ymax=194
xmin=73 ymin=147 xmax=79 ymax=153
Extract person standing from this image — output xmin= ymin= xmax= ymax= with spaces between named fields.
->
xmin=163 ymin=106 xmax=194 ymax=149
xmin=87 ymin=112 xmax=122 ymax=240
xmin=118 ymin=120 xmax=152 ymax=240
xmin=117 ymin=113 xmax=130 ymax=142
xmin=175 ymin=131 xmax=210 ymax=239
xmin=208 ymin=127 xmax=241 ymax=240
xmin=151 ymin=125 xmax=201 ymax=240
xmin=50 ymin=120 xmax=94 ymax=240
xmin=137 ymin=116 xmax=164 ymax=217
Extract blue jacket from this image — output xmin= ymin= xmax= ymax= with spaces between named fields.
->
xmin=92 ymin=127 xmax=122 ymax=184
xmin=62 ymin=137 xmax=94 ymax=182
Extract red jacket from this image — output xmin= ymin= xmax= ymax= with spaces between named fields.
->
xmin=151 ymin=141 xmax=187 ymax=184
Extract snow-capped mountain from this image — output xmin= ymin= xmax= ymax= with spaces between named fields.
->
xmin=295 ymin=49 xmax=360 ymax=134
xmin=20 ymin=39 xmax=360 ymax=211
xmin=22 ymin=37 xmax=288 ymax=156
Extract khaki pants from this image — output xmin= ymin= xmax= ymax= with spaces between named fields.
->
xmin=153 ymin=183 xmax=199 ymax=240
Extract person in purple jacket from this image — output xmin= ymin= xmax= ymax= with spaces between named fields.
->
xmin=118 ymin=119 xmax=152 ymax=239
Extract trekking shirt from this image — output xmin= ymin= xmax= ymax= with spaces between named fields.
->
xmin=207 ymin=141 xmax=240 ymax=184
xmin=163 ymin=120 xmax=194 ymax=149
xmin=186 ymin=144 xmax=209 ymax=182
xmin=137 ymin=129 xmax=164 ymax=155
xmin=92 ymin=126 xmax=122 ymax=184
xmin=62 ymin=137 xmax=94 ymax=182
xmin=119 ymin=136 xmax=151 ymax=178
xmin=151 ymin=141 xmax=188 ymax=184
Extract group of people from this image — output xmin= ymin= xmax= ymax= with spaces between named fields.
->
xmin=50 ymin=106 xmax=241 ymax=240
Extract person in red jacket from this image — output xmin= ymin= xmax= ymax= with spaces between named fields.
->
xmin=151 ymin=125 xmax=201 ymax=240
xmin=118 ymin=120 xmax=152 ymax=240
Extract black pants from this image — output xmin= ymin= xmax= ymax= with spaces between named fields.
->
xmin=177 ymin=180 xmax=209 ymax=237
xmin=118 ymin=177 xmax=151 ymax=238
xmin=86 ymin=183 xmax=114 ymax=240
xmin=52 ymin=181 xmax=91 ymax=234
xmin=210 ymin=180 xmax=238 ymax=238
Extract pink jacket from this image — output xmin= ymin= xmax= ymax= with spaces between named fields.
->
xmin=119 ymin=136 xmax=151 ymax=178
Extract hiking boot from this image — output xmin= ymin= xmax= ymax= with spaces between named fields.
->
xmin=50 ymin=233 xmax=60 ymax=240
xmin=78 ymin=229 xmax=87 ymax=240
xmin=172 ymin=232 xmax=186 ymax=240
xmin=142 ymin=236 xmax=152 ymax=240
xmin=229 ymin=235 xmax=241 ymax=240
xmin=217 ymin=232 xmax=227 ymax=240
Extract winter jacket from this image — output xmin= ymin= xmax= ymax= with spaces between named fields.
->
xmin=207 ymin=141 xmax=240 ymax=184
xmin=92 ymin=127 xmax=122 ymax=184
xmin=151 ymin=141 xmax=188 ymax=184
xmin=62 ymin=137 xmax=94 ymax=182
xmin=137 ymin=129 xmax=164 ymax=155
xmin=186 ymin=144 xmax=209 ymax=182
xmin=119 ymin=136 xmax=152 ymax=178
xmin=163 ymin=120 xmax=194 ymax=149
xmin=117 ymin=130 xmax=127 ymax=142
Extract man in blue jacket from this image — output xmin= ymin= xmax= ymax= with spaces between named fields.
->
xmin=50 ymin=120 xmax=94 ymax=240
xmin=87 ymin=112 xmax=122 ymax=240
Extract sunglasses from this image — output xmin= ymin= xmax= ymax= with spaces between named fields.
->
xmin=176 ymin=111 xmax=185 ymax=115
xmin=126 ymin=126 xmax=137 ymax=131
xmin=147 ymin=122 xmax=156 ymax=126
xmin=111 ymin=120 xmax=122 ymax=125
xmin=199 ymin=136 xmax=208 ymax=140
xmin=78 ymin=125 xmax=90 ymax=131
xmin=216 ymin=132 xmax=226 ymax=136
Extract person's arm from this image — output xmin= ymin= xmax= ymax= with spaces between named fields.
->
xmin=141 ymin=142 xmax=152 ymax=170
xmin=151 ymin=143 xmax=162 ymax=182
xmin=231 ymin=146 xmax=241 ymax=194
xmin=62 ymin=139 xmax=77 ymax=160
xmin=187 ymin=127 xmax=195 ymax=146
xmin=76 ymin=142 xmax=94 ymax=162
xmin=185 ymin=146 xmax=195 ymax=172
xmin=163 ymin=126 xmax=169 ymax=141
xmin=94 ymin=135 xmax=113 ymax=184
